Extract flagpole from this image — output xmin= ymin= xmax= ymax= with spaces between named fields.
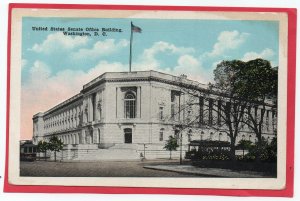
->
xmin=129 ymin=21 xmax=133 ymax=72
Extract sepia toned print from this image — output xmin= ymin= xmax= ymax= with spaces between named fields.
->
xmin=7 ymin=6 xmax=292 ymax=191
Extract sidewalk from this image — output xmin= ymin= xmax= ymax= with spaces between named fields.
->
xmin=143 ymin=165 xmax=272 ymax=178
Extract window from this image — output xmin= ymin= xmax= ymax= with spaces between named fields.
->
xmin=188 ymin=129 xmax=192 ymax=142
xmin=217 ymin=100 xmax=222 ymax=125
xmin=266 ymin=110 xmax=269 ymax=131
xmin=171 ymin=104 xmax=175 ymax=120
xmin=92 ymin=93 xmax=96 ymax=121
xmin=159 ymin=106 xmax=164 ymax=120
xmin=255 ymin=106 xmax=258 ymax=121
xmin=261 ymin=109 xmax=265 ymax=125
xmin=186 ymin=108 xmax=191 ymax=122
xmin=124 ymin=92 xmax=136 ymax=118
xmin=272 ymin=110 xmax=277 ymax=131
xmin=219 ymin=133 xmax=222 ymax=141
xmin=174 ymin=129 xmax=180 ymax=142
xmin=208 ymin=99 xmax=213 ymax=126
xmin=159 ymin=128 xmax=164 ymax=141
xmin=199 ymin=97 xmax=204 ymax=125
xmin=209 ymin=132 xmax=213 ymax=141
xmin=200 ymin=131 xmax=204 ymax=141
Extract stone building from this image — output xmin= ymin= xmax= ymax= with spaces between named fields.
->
xmin=32 ymin=70 xmax=277 ymax=160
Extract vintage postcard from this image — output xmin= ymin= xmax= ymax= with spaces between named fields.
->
xmin=5 ymin=4 xmax=296 ymax=196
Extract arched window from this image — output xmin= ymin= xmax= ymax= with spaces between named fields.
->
xmin=124 ymin=92 xmax=136 ymax=118
xmin=200 ymin=131 xmax=204 ymax=141
xmin=159 ymin=128 xmax=164 ymax=141
xmin=219 ymin=133 xmax=223 ymax=141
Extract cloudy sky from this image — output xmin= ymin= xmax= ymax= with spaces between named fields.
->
xmin=21 ymin=17 xmax=279 ymax=139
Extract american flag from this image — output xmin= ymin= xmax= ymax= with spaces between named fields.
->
xmin=131 ymin=22 xmax=142 ymax=33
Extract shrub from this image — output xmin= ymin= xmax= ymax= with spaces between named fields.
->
xmin=194 ymin=148 xmax=231 ymax=161
xmin=245 ymin=137 xmax=277 ymax=162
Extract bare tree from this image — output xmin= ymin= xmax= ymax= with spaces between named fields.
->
xmin=162 ymin=74 xmax=247 ymax=160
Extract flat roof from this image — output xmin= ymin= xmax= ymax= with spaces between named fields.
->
xmin=83 ymin=70 xmax=207 ymax=90
xmin=35 ymin=70 xmax=208 ymax=117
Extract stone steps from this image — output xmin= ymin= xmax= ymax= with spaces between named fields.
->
xmin=46 ymin=143 xmax=184 ymax=161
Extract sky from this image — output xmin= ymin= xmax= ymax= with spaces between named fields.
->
xmin=21 ymin=17 xmax=279 ymax=139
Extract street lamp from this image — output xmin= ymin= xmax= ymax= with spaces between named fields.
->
xmin=180 ymin=129 xmax=183 ymax=165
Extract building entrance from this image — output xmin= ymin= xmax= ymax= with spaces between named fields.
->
xmin=124 ymin=128 xmax=132 ymax=143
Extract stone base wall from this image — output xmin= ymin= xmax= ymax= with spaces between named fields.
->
xmin=41 ymin=122 xmax=276 ymax=161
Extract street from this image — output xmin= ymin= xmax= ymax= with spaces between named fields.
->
xmin=20 ymin=159 xmax=200 ymax=177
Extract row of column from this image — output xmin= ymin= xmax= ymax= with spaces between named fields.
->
xmin=187 ymin=97 xmax=276 ymax=133
xmin=44 ymin=105 xmax=82 ymax=134
xmin=83 ymin=91 xmax=103 ymax=123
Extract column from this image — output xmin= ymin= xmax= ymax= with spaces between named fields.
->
xmin=83 ymin=98 xmax=88 ymax=123
xmin=63 ymin=112 xmax=67 ymax=130
xmin=69 ymin=110 xmax=73 ymax=129
xmin=93 ymin=128 xmax=98 ymax=144
xmin=50 ymin=117 xmax=53 ymax=133
xmin=212 ymin=98 xmax=217 ymax=125
xmin=67 ymin=111 xmax=70 ymax=130
xmin=268 ymin=109 xmax=272 ymax=131
xmin=95 ymin=92 xmax=100 ymax=121
xmin=81 ymin=130 xmax=86 ymax=144
xmin=77 ymin=107 xmax=80 ymax=126
xmin=136 ymin=86 xmax=141 ymax=118
xmin=73 ymin=109 xmax=77 ymax=128
xmin=89 ymin=96 xmax=93 ymax=122
xmin=116 ymin=87 xmax=120 ymax=118
xmin=257 ymin=107 xmax=262 ymax=126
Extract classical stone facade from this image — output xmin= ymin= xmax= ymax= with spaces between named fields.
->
xmin=32 ymin=70 xmax=276 ymax=160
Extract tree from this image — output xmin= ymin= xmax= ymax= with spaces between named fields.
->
xmin=233 ymin=59 xmax=277 ymax=161
xmin=48 ymin=136 xmax=64 ymax=162
xmin=210 ymin=60 xmax=250 ymax=160
xmin=164 ymin=136 xmax=179 ymax=160
xmin=37 ymin=140 xmax=49 ymax=161
xmin=211 ymin=59 xmax=277 ymax=160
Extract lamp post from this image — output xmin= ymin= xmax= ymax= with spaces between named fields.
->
xmin=143 ymin=143 xmax=148 ymax=159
